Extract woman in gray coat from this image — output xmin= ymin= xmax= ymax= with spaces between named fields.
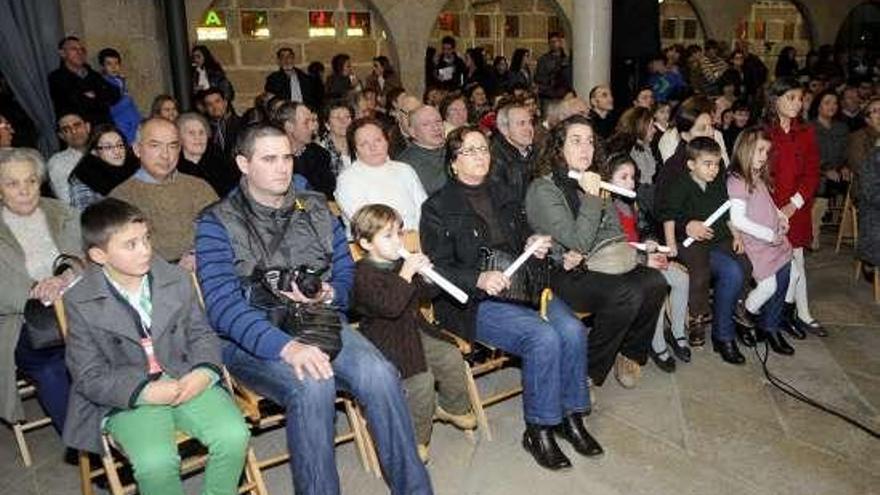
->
xmin=0 ymin=148 xmax=82 ymax=433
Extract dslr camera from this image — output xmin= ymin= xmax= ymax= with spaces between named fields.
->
xmin=263 ymin=265 xmax=327 ymax=299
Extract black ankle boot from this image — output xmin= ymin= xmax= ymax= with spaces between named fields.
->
xmin=782 ymin=303 xmax=807 ymax=339
xmin=712 ymin=339 xmax=745 ymax=365
xmin=736 ymin=324 xmax=756 ymax=348
xmin=523 ymin=423 xmax=572 ymax=470
xmin=756 ymin=328 xmax=795 ymax=355
xmin=556 ymin=413 xmax=603 ymax=457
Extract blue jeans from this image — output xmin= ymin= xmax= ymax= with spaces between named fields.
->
xmin=224 ymin=326 xmax=432 ymax=495
xmin=15 ymin=327 xmax=70 ymax=434
xmin=709 ymin=247 xmax=748 ymax=342
xmin=475 ymin=297 xmax=589 ymax=426
xmin=759 ymin=263 xmax=791 ymax=334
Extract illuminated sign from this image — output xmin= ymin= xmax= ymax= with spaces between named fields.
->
xmin=309 ymin=10 xmax=336 ymax=37
xmin=197 ymin=9 xmax=228 ymax=41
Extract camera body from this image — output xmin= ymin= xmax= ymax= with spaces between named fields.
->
xmin=262 ymin=265 xmax=326 ymax=299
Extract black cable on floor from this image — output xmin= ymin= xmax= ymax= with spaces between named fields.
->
xmin=752 ymin=340 xmax=880 ymax=439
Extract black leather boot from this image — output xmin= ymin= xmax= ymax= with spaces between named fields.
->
xmin=756 ymin=328 xmax=795 ymax=355
xmin=736 ymin=324 xmax=756 ymax=348
xmin=712 ymin=339 xmax=745 ymax=365
xmin=782 ymin=303 xmax=807 ymax=339
xmin=556 ymin=412 xmax=604 ymax=457
xmin=522 ymin=423 xmax=572 ymax=470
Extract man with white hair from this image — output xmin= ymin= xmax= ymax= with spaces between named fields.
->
xmin=490 ymin=99 xmax=536 ymax=201
xmin=396 ymin=105 xmax=448 ymax=194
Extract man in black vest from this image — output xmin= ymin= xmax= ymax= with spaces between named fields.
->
xmin=195 ymin=125 xmax=432 ymax=495
xmin=48 ymin=36 xmax=120 ymax=126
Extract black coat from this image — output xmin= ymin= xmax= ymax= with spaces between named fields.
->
xmin=420 ymin=180 xmax=532 ymax=341
xmin=295 ymin=143 xmax=336 ymax=199
xmin=264 ymin=68 xmax=322 ymax=111
xmin=48 ymin=64 xmax=120 ymax=125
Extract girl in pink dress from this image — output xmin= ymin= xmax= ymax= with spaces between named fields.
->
xmin=727 ymin=127 xmax=795 ymax=356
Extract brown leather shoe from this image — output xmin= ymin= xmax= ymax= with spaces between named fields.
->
xmin=614 ymin=354 xmax=641 ymax=389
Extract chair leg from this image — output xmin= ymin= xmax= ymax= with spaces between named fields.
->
xmin=354 ymin=406 xmax=382 ymax=479
xmin=855 ymin=260 xmax=863 ymax=282
xmin=243 ymin=447 xmax=269 ymax=495
xmin=464 ymin=364 xmax=491 ymax=442
xmin=343 ymin=399 xmax=371 ymax=472
xmin=78 ymin=451 xmax=95 ymax=495
xmin=12 ymin=422 xmax=32 ymax=467
xmin=100 ymin=436 xmax=125 ymax=495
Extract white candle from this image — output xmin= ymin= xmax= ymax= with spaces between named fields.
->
xmin=397 ymin=248 xmax=469 ymax=304
xmin=682 ymin=200 xmax=733 ymax=248
xmin=567 ymin=170 xmax=637 ymax=199
xmin=629 ymin=242 xmax=672 ymax=254
xmin=502 ymin=241 xmax=543 ymax=278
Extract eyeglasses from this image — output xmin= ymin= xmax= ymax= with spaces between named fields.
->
xmin=59 ymin=121 xmax=86 ymax=134
xmin=96 ymin=143 xmax=125 ymax=152
xmin=458 ymin=145 xmax=489 ymax=157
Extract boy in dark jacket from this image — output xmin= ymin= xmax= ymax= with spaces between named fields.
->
xmin=63 ymin=198 xmax=249 ymax=495
xmin=351 ymin=204 xmax=475 ymax=463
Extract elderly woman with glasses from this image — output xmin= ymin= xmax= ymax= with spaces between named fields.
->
xmin=68 ymin=124 xmax=139 ymax=209
xmin=420 ymin=126 xmax=602 ymax=471
xmin=0 ymin=148 xmax=82 ymax=436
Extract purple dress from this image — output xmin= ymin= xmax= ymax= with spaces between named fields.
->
xmin=727 ymin=176 xmax=792 ymax=280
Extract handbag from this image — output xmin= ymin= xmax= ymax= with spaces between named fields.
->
xmin=242 ymin=205 xmax=343 ymax=359
xmin=23 ymin=299 xmax=64 ymax=349
xmin=583 ymin=238 xmax=638 ymax=275
xmin=478 ymin=247 xmax=548 ymax=307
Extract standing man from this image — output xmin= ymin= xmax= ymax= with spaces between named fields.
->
xmin=265 ymin=47 xmax=322 ymax=110
xmin=535 ymin=32 xmax=572 ymax=105
xmin=48 ymin=36 xmax=120 ymax=126
xmin=433 ymin=36 xmax=466 ymax=92
xmin=47 ymin=113 xmax=91 ymax=203
xmin=195 ymin=124 xmax=433 ymax=495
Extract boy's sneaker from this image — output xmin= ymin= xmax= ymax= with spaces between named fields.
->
xmin=435 ymin=405 xmax=477 ymax=430
xmin=417 ymin=444 xmax=430 ymax=464
xmin=614 ymin=355 xmax=641 ymax=389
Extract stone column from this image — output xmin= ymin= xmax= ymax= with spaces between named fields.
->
xmin=572 ymin=0 xmax=612 ymax=97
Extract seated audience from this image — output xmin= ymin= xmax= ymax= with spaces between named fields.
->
xmin=352 ymin=204 xmax=476 ymax=463
xmin=490 ymin=99 xmax=537 ymax=201
xmin=191 ymin=45 xmax=235 ymax=105
xmin=48 ymin=113 xmax=91 ymax=204
xmin=195 ymin=125 xmax=432 ymax=495
xmin=336 ymin=118 xmax=428 ymax=231
xmin=365 ymin=56 xmax=402 ymax=104
xmin=607 ymin=106 xmax=660 ymax=223
xmin=63 ymin=198 xmax=250 ymax=495
xmin=421 ymin=126 xmax=601 ymax=471
xmin=201 ymin=87 xmax=242 ymax=161
xmin=605 ymin=153 xmax=691 ymax=371
xmin=656 ymin=137 xmax=753 ymax=363
xmin=176 ymin=112 xmax=238 ymax=197
xmin=397 ymin=105 xmax=448 ymax=195
xmin=809 ymin=89 xmax=850 ymax=250
xmin=525 ymin=116 xmax=667 ymax=387
xmin=326 ymin=53 xmax=361 ymax=100
xmin=848 ymin=97 xmax=880 ymax=201
xmin=658 ymin=96 xmax=730 ymax=166
xmin=440 ymin=93 xmax=469 ymax=136
xmin=274 ymin=101 xmax=336 ymax=198
xmin=587 ymin=85 xmax=617 ymax=139
xmin=149 ymin=94 xmax=180 ymax=122
xmin=857 ymin=146 xmax=880 ymax=269
xmin=318 ymin=100 xmax=355 ymax=177
xmin=0 ymin=148 xmax=81 ymax=436
xmin=110 ymin=118 xmax=217 ymax=267
xmin=0 ymin=114 xmax=13 ymax=148
xmin=68 ymin=124 xmax=138 ymax=209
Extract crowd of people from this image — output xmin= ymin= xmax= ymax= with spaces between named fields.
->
xmin=0 ymin=30 xmax=879 ymax=495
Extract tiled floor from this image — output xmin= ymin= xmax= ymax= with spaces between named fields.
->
xmin=2 ymin=234 xmax=879 ymax=495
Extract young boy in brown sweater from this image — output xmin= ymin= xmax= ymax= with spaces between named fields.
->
xmin=351 ymin=204 xmax=475 ymax=463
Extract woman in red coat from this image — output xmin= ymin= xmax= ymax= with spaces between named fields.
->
xmin=765 ymin=77 xmax=826 ymax=338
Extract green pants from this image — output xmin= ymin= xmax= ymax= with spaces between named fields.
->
xmin=105 ymin=385 xmax=250 ymax=495
xmin=403 ymin=332 xmax=471 ymax=445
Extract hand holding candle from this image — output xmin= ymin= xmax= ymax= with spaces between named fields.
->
xmin=567 ymin=170 xmax=637 ymax=198
xmin=682 ymin=200 xmax=733 ymax=248
xmin=397 ymin=248 xmax=469 ymax=304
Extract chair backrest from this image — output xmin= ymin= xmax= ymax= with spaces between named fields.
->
xmin=54 ymin=300 xmax=69 ymax=340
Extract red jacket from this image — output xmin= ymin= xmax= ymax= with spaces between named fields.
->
xmin=767 ymin=120 xmax=820 ymax=248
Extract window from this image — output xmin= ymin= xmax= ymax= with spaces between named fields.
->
xmin=753 ymin=20 xmax=766 ymax=40
xmin=241 ymin=10 xmax=270 ymax=39
xmin=683 ymin=19 xmax=698 ymax=39
xmin=196 ymin=9 xmax=228 ymax=41
xmin=347 ymin=12 xmax=371 ymax=37
xmin=474 ymin=15 xmax=491 ymax=39
xmin=504 ymin=15 xmax=520 ymax=38
xmin=309 ymin=10 xmax=336 ymax=37
xmin=662 ymin=18 xmax=677 ymax=39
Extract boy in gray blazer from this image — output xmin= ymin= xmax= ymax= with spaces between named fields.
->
xmin=63 ymin=198 xmax=249 ymax=495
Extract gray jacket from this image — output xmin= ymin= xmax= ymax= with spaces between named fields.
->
xmin=396 ymin=143 xmax=448 ymax=195
xmin=0 ymin=199 xmax=80 ymax=423
xmin=62 ymin=258 xmax=222 ymax=453
xmin=525 ymin=174 xmax=625 ymax=256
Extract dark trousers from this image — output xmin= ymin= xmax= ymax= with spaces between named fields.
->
xmin=677 ymin=242 xmax=752 ymax=317
xmin=552 ymin=264 xmax=668 ymax=386
xmin=15 ymin=326 xmax=71 ymax=433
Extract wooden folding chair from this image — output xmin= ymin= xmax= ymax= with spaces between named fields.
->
xmin=11 ymin=375 xmax=53 ymax=467
xmin=835 ymin=186 xmax=858 ymax=253
xmin=55 ymin=299 xmax=269 ymax=495
xmin=190 ymin=272 xmax=380 ymax=478
xmin=853 ymin=259 xmax=880 ymax=304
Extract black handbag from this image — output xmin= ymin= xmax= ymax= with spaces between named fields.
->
xmin=23 ymin=299 xmax=64 ymax=349
xmin=478 ymin=247 xmax=549 ymax=307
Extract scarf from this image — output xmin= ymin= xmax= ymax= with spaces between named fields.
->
xmin=550 ymin=165 xmax=582 ymax=218
xmin=70 ymin=151 xmax=139 ymax=195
